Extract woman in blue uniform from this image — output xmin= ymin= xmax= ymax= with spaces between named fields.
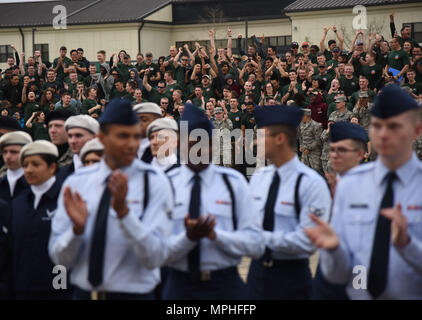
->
xmin=11 ymin=140 xmax=71 ymax=300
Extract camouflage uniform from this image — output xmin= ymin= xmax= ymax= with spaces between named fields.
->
xmin=0 ymin=165 xmax=7 ymax=178
xmin=299 ymin=119 xmax=323 ymax=174
xmin=212 ymin=118 xmax=233 ymax=167
xmin=57 ymin=147 xmax=73 ymax=168
xmin=320 ymin=129 xmax=332 ymax=174
xmin=414 ymin=134 xmax=422 ymax=161
xmin=328 ymin=109 xmax=353 ymax=123
xmin=352 ymin=103 xmax=373 ymax=133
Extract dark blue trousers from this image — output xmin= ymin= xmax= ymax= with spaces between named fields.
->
xmin=312 ymin=263 xmax=349 ymax=300
xmin=247 ymin=258 xmax=312 ymax=300
xmin=162 ymin=267 xmax=246 ymax=300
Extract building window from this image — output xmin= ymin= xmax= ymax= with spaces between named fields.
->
xmin=176 ymin=35 xmax=291 ymax=55
xmin=0 ymin=45 xmax=13 ymax=63
xmin=412 ymin=22 xmax=422 ymax=43
xmin=34 ymin=44 xmax=49 ymax=61
xmin=404 ymin=22 xmax=422 ymax=44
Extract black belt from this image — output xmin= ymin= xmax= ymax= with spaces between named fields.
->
xmin=73 ymin=287 xmax=154 ymax=300
xmin=261 ymin=257 xmax=309 ymax=268
xmin=168 ymin=266 xmax=238 ymax=282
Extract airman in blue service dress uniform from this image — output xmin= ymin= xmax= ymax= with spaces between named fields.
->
xmin=247 ymin=105 xmax=332 ymax=300
xmin=305 ymin=85 xmax=422 ymax=299
xmin=49 ymin=99 xmax=173 ymax=300
xmin=162 ymin=103 xmax=265 ymax=300
xmin=312 ymin=121 xmax=368 ymax=300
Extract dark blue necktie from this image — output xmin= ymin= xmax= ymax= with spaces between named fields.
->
xmin=262 ymin=172 xmax=280 ymax=261
xmin=368 ymin=171 xmax=396 ymax=299
xmin=188 ymin=173 xmax=201 ymax=276
xmin=88 ymin=179 xmax=111 ymax=288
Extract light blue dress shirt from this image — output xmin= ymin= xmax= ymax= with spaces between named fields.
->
xmin=320 ymin=153 xmax=422 ymax=299
xmin=48 ymin=158 xmax=173 ymax=294
xmin=249 ymin=155 xmax=332 ymax=260
xmin=165 ymin=164 xmax=265 ymax=271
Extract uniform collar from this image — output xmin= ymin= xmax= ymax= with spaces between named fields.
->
xmin=374 ymin=153 xmax=419 ymax=187
xmin=73 ymin=154 xmax=83 ymax=171
xmin=181 ymin=164 xmax=214 ymax=188
xmin=275 ymin=155 xmax=300 ymax=180
xmin=30 ymin=176 xmax=57 ymax=209
xmin=152 ymin=153 xmax=177 ymax=168
xmin=97 ymin=157 xmax=137 ymax=184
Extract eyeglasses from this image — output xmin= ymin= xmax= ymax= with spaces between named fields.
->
xmin=158 ymin=86 xmax=165 ymax=89
xmin=181 ymin=59 xmax=188 ymax=62
xmin=318 ymin=66 xmax=326 ymax=69
xmin=329 ymin=147 xmax=359 ymax=155
xmin=161 ymin=102 xmax=169 ymax=104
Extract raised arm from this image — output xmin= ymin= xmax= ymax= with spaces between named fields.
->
xmin=389 ymin=11 xmax=398 ymax=38
xmin=25 ymin=112 xmax=36 ymax=128
xmin=10 ymin=45 xmax=20 ymax=66
xmin=173 ymin=47 xmax=183 ymax=69
xmin=320 ymin=27 xmax=330 ymax=53
xmin=209 ymin=28 xmax=216 ymax=53
xmin=184 ymin=44 xmax=196 ymax=68
xmin=208 ymin=47 xmax=218 ymax=76
xmin=19 ymin=52 xmax=25 ymax=75
xmin=37 ymin=55 xmax=43 ymax=77
xmin=332 ymin=26 xmax=344 ymax=51
xmin=227 ymin=28 xmax=233 ymax=58
xmin=142 ymin=68 xmax=152 ymax=92
xmin=21 ymin=78 xmax=28 ymax=104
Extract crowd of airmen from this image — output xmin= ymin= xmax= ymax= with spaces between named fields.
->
xmin=0 ymin=83 xmax=421 ymax=300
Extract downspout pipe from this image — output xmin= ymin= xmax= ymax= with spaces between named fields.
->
xmin=32 ymin=28 xmax=36 ymax=54
xmin=19 ymin=27 xmax=25 ymax=54
xmin=138 ymin=21 xmax=145 ymax=54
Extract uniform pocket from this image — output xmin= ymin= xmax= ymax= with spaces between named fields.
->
xmin=343 ymin=210 xmax=375 ymax=252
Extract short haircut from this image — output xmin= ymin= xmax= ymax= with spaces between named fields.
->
xmin=401 ymin=25 xmax=410 ymax=32
xmin=62 ymin=91 xmax=71 ymax=97
xmin=127 ymin=80 xmax=137 ymax=90
xmin=77 ymin=48 xmax=83 ymax=52
xmin=350 ymin=139 xmax=366 ymax=152
xmin=165 ymin=70 xmax=174 ymax=79
xmin=70 ymin=49 xmax=77 ymax=55
xmin=97 ymin=50 xmax=106 ymax=55
xmin=269 ymin=46 xmax=277 ymax=53
xmin=267 ymin=124 xmax=297 ymax=149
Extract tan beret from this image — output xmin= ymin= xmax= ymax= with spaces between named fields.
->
xmin=65 ymin=115 xmax=99 ymax=134
xmin=79 ymin=138 xmax=104 ymax=162
xmin=133 ymin=102 xmax=162 ymax=116
xmin=0 ymin=131 xmax=32 ymax=151
xmin=146 ymin=118 xmax=178 ymax=137
xmin=19 ymin=140 xmax=58 ymax=164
